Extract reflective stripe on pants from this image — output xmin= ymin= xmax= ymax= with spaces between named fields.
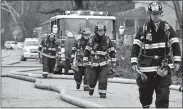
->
xmin=74 ymin=66 xmax=89 ymax=86
xmin=43 ymin=56 xmax=56 ymax=74
xmin=136 ymin=71 xmax=172 ymax=108
xmin=87 ymin=65 xmax=110 ymax=93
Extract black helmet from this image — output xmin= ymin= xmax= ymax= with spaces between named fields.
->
xmin=147 ymin=2 xmax=163 ymax=14
xmin=94 ymin=22 xmax=106 ymax=34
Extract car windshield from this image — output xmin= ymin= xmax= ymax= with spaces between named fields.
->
xmin=6 ymin=41 xmax=16 ymax=44
xmin=24 ymin=41 xmax=39 ymax=46
xmin=11 ymin=41 xmax=16 ymax=44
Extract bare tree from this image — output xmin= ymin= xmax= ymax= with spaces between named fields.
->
xmin=172 ymin=1 xmax=182 ymax=38
xmin=1 ymin=1 xmax=19 ymax=23
xmin=74 ymin=0 xmax=84 ymax=10
xmin=90 ymin=1 xmax=98 ymax=11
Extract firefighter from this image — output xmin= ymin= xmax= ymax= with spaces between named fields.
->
xmin=64 ymin=31 xmax=76 ymax=75
xmin=83 ymin=22 xmax=116 ymax=98
xmin=131 ymin=2 xmax=181 ymax=108
xmin=38 ymin=32 xmax=60 ymax=78
xmin=71 ymin=28 xmax=91 ymax=91
xmin=53 ymin=51 xmax=65 ymax=75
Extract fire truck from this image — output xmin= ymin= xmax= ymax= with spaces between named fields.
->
xmin=38 ymin=10 xmax=117 ymax=73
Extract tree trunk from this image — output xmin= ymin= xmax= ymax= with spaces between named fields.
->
xmin=172 ymin=1 xmax=182 ymax=39
xmin=74 ymin=0 xmax=83 ymax=10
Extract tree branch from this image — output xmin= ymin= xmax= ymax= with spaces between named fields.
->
xmin=90 ymin=1 xmax=98 ymax=11
xmin=9 ymin=6 xmax=20 ymax=18
xmin=21 ymin=1 xmax=24 ymax=15
xmin=3 ymin=0 xmax=17 ymax=23
xmin=1 ymin=6 xmax=10 ymax=12
xmin=38 ymin=8 xmax=65 ymax=14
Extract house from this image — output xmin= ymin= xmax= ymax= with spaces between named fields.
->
xmin=113 ymin=1 xmax=182 ymax=46
xmin=113 ymin=6 xmax=149 ymax=45
xmin=134 ymin=1 xmax=182 ymax=31
xmin=134 ymin=1 xmax=182 ymax=49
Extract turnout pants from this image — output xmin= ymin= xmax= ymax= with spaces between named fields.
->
xmin=43 ymin=56 xmax=56 ymax=74
xmin=87 ymin=65 xmax=110 ymax=94
xmin=136 ymin=71 xmax=172 ymax=108
xmin=74 ymin=66 xmax=89 ymax=88
xmin=65 ymin=58 xmax=71 ymax=74
xmin=54 ymin=60 xmax=65 ymax=75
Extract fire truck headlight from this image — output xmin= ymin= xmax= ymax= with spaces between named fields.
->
xmin=77 ymin=11 xmax=81 ymax=14
xmin=90 ymin=11 xmax=94 ymax=15
xmin=99 ymin=12 xmax=104 ymax=15
xmin=65 ymin=11 xmax=70 ymax=15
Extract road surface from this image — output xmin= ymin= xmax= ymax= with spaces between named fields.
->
xmin=1 ymin=49 xmax=182 ymax=108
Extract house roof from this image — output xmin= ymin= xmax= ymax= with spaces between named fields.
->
xmin=113 ymin=6 xmax=149 ymax=19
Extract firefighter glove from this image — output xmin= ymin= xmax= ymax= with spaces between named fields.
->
xmin=111 ymin=63 xmax=116 ymax=68
xmin=174 ymin=63 xmax=180 ymax=72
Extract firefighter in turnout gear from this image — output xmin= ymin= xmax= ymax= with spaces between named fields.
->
xmin=38 ymin=32 xmax=60 ymax=78
xmin=131 ymin=2 xmax=181 ymax=108
xmin=71 ymin=28 xmax=91 ymax=91
xmin=83 ymin=22 xmax=116 ymax=98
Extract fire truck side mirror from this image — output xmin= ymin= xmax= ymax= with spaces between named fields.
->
xmin=119 ymin=25 xmax=124 ymax=35
xmin=52 ymin=25 xmax=58 ymax=34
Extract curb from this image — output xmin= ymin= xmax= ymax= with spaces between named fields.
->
xmin=1 ymin=73 xmax=103 ymax=108
xmin=8 ymin=61 xmax=21 ymax=65
xmin=10 ymin=69 xmax=182 ymax=92
xmin=2 ymin=65 xmax=42 ymax=67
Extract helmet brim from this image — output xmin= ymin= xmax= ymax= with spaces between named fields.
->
xmin=97 ymin=28 xmax=105 ymax=30
xmin=147 ymin=11 xmax=163 ymax=14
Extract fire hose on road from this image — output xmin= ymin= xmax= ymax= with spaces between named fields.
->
xmin=7 ymin=68 xmax=183 ymax=92
xmin=1 ymin=64 xmax=182 ymax=107
xmin=1 ymin=73 xmax=103 ymax=108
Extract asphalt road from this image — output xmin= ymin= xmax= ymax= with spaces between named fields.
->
xmin=1 ymin=49 xmax=182 ymax=108
xmin=1 ymin=50 xmax=77 ymax=108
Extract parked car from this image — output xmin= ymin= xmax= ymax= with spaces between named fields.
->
xmin=4 ymin=41 xmax=17 ymax=49
xmin=21 ymin=38 xmax=39 ymax=61
xmin=16 ymin=42 xmax=24 ymax=50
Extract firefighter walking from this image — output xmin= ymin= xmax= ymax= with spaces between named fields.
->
xmin=131 ymin=2 xmax=181 ymax=108
xmin=71 ymin=28 xmax=91 ymax=91
xmin=83 ymin=22 xmax=116 ymax=98
xmin=64 ymin=31 xmax=76 ymax=75
xmin=38 ymin=32 xmax=60 ymax=78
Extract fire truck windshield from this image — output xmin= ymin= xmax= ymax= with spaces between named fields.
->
xmin=59 ymin=18 xmax=114 ymax=39
xmin=63 ymin=18 xmax=87 ymax=38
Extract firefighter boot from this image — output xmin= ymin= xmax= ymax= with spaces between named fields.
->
xmin=43 ymin=74 xmax=48 ymax=78
xmin=42 ymin=72 xmax=48 ymax=78
xmin=143 ymin=105 xmax=150 ymax=108
xmin=76 ymin=84 xmax=80 ymax=89
xmin=84 ymin=86 xmax=90 ymax=91
xmin=99 ymin=93 xmax=106 ymax=98
xmin=89 ymin=89 xmax=94 ymax=96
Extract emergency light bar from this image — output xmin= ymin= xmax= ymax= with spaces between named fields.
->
xmin=65 ymin=10 xmax=108 ymax=16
